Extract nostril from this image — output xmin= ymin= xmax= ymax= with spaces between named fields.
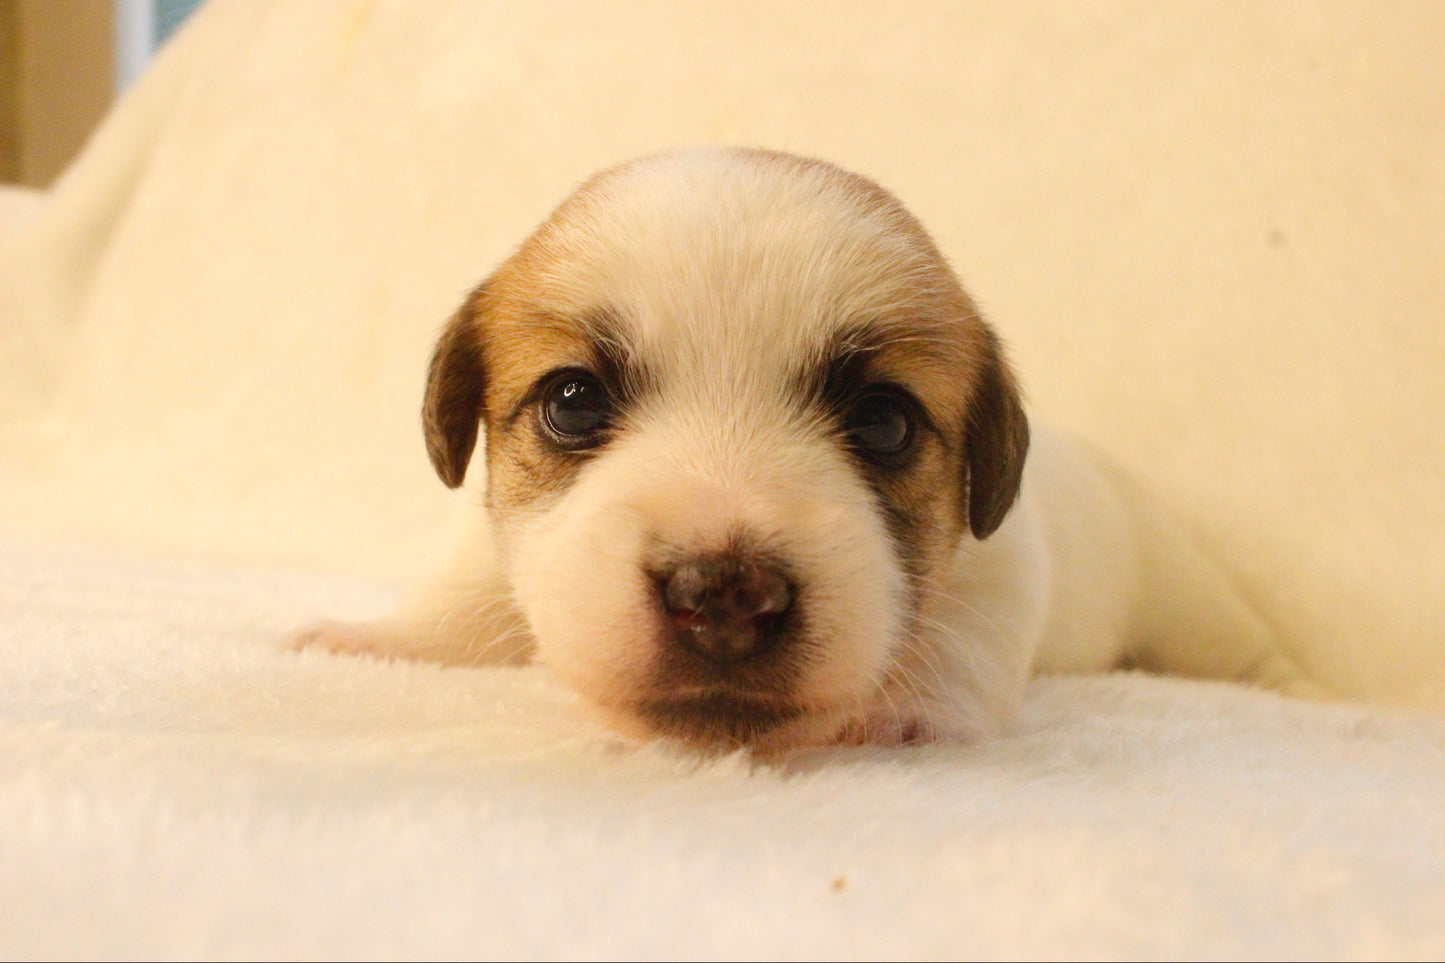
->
xmin=658 ymin=555 xmax=794 ymax=663
xmin=662 ymin=561 xmax=713 ymax=615
xmin=739 ymin=562 xmax=791 ymax=620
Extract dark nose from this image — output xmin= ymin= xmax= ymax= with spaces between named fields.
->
xmin=658 ymin=554 xmax=794 ymax=663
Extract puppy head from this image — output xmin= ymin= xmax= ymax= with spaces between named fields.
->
xmin=425 ymin=147 xmax=1027 ymax=752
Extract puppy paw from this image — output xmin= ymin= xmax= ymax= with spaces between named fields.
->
xmin=286 ymin=613 xmax=534 ymax=668
xmin=285 ymin=619 xmax=405 ymax=660
xmin=834 ymin=711 xmax=932 ymax=747
xmin=832 ymin=693 xmax=1000 ymax=748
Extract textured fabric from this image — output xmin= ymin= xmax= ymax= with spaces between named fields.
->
xmin=1 ymin=1 xmax=1442 ymax=956
xmin=3 ymin=539 xmax=1442 ymax=959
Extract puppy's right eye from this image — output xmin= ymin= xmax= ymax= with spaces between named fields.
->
xmin=541 ymin=372 xmax=613 ymax=447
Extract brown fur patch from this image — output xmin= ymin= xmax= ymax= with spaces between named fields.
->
xmin=766 ymin=146 xmax=1029 ymax=543
xmin=807 ymin=322 xmax=981 ymax=602
xmin=964 ymin=327 xmax=1030 ymax=538
xmin=473 ymin=299 xmax=601 ymax=514
xmin=423 ymin=288 xmax=488 ymax=488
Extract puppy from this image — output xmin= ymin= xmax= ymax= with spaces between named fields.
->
xmin=294 ymin=147 xmax=1315 ymax=753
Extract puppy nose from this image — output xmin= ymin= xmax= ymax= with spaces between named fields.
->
xmin=659 ymin=555 xmax=794 ymax=663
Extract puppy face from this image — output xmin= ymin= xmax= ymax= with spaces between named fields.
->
xmin=426 ymin=148 xmax=1027 ymax=752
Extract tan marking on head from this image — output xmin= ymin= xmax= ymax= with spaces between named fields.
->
xmin=421 ymin=147 xmax=1029 ymax=752
xmin=467 ymin=283 xmax=606 ymax=515
xmin=423 ymin=288 xmax=488 ymax=488
xmin=848 ymin=308 xmax=1028 ymax=556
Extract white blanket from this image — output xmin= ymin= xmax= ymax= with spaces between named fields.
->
xmin=2 ymin=1 xmax=1442 ymax=957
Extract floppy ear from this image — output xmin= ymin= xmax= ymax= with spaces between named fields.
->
xmin=423 ymin=288 xmax=487 ymax=488
xmin=965 ymin=329 xmax=1030 ymax=539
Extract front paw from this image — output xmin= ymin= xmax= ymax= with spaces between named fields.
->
xmin=832 ymin=693 xmax=1000 ymax=748
xmin=834 ymin=710 xmax=932 ymax=747
xmin=286 ymin=619 xmax=407 ymax=660
xmin=286 ymin=611 xmax=533 ymax=667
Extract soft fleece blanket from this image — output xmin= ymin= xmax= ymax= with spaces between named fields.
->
xmin=2 ymin=2 xmax=1443 ymax=958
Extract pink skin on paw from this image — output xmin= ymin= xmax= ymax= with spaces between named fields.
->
xmin=285 ymin=621 xmax=395 ymax=659
xmin=834 ymin=713 xmax=928 ymax=747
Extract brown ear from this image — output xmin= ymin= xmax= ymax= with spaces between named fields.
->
xmin=423 ymin=289 xmax=487 ymax=488
xmin=965 ymin=329 xmax=1029 ymax=539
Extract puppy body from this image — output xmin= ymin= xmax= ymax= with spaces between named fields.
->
xmin=297 ymin=147 xmax=1312 ymax=752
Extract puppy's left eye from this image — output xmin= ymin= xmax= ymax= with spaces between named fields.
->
xmin=542 ymin=371 xmax=613 ymax=447
xmin=845 ymin=389 xmax=916 ymax=460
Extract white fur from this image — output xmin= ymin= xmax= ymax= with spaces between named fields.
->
xmin=294 ymin=147 xmax=1316 ymax=752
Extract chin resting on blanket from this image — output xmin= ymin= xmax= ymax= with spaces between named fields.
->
xmin=293 ymin=147 xmax=1317 ymax=754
